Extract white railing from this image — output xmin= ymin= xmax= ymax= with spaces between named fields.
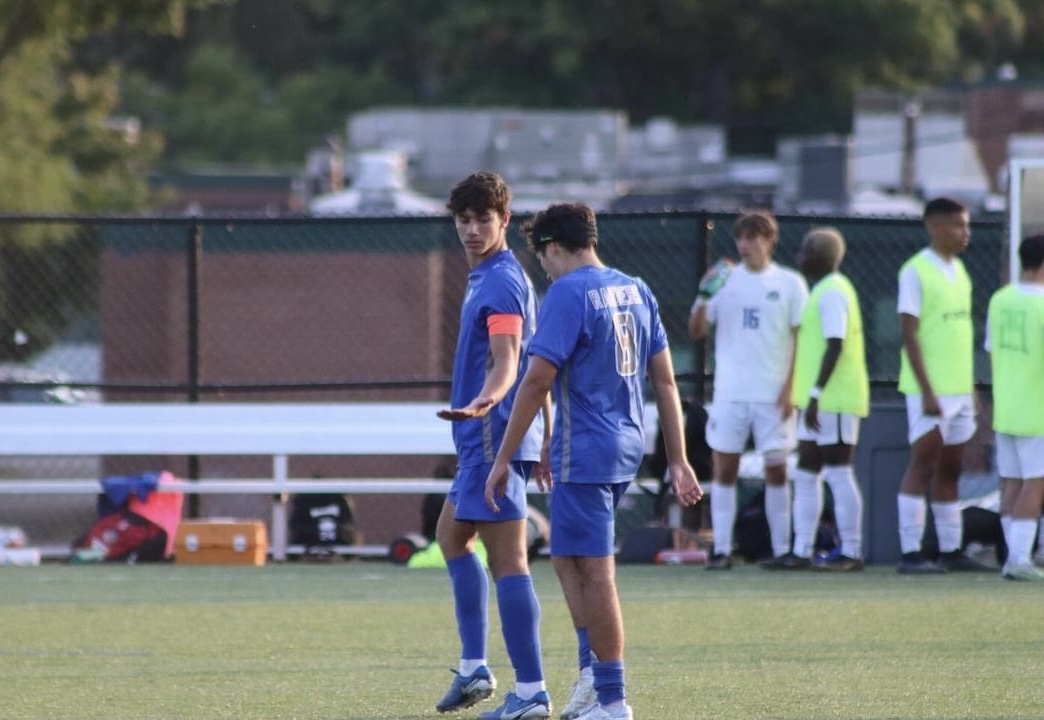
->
xmin=0 ymin=402 xmax=663 ymax=560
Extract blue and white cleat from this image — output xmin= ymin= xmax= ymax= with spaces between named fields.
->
xmin=435 ymin=666 xmax=497 ymax=713
xmin=478 ymin=690 xmax=552 ymax=720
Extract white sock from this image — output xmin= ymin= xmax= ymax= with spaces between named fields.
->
xmin=459 ymin=659 xmax=486 ymax=676
xmin=1009 ymin=519 xmax=1038 ymax=567
xmin=931 ymin=501 xmax=962 ymax=553
xmin=764 ymin=483 xmax=792 ymax=558
xmin=824 ymin=465 xmax=863 ymax=559
xmin=515 ymin=681 xmax=547 ymax=700
xmin=710 ymin=482 xmax=737 ymax=556
xmin=790 ymin=468 xmax=822 ymax=558
xmin=897 ymin=493 xmax=926 ymax=554
xmin=1001 ymin=515 xmax=1013 ymax=552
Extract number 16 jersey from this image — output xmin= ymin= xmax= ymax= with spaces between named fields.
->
xmin=706 ymin=261 xmax=808 ymax=403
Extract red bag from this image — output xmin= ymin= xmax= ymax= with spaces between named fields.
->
xmin=73 ymin=511 xmax=168 ymax=563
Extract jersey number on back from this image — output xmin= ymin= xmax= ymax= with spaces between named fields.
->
xmin=997 ymin=309 xmax=1028 ymax=354
xmin=612 ymin=311 xmax=638 ymax=376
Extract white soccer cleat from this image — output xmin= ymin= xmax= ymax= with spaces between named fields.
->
xmin=573 ymin=702 xmax=633 ymax=720
xmin=559 ymin=670 xmax=597 ymax=720
xmin=1002 ymin=562 xmax=1044 ymax=582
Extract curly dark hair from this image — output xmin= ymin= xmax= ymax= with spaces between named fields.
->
xmin=522 ymin=202 xmax=598 ymax=254
xmin=446 ymin=172 xmax=511 ymax=216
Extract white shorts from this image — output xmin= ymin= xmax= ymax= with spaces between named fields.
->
xmin=707 ymin=401 xmax=795 ymax=455
xmin=904 ymin=394 xmax=976 ymax=446
xmin=995 ymin=432 xmax=1044 ymax=480
xmin=796 ymin=410 xmax=861 ymax=446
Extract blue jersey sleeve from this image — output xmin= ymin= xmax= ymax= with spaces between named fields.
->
xmin=529 ymin=281 xmax=583 ymax=367
xmin=479 ymin=261 xmax=527 ymax=322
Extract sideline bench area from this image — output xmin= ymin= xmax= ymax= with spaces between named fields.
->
xmin=0 ymin=402 xmax=457 ymax=560
xmin=0 ymin=402 xmax=662 ymax=560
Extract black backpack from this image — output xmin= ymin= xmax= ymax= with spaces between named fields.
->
xmin=289 ymin=494 xmax=358 ymax=550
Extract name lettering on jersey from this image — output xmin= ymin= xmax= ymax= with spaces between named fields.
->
xmin=588 ymin=284 xmax=644 ymax=311
xmin=942 ymin=309 xmax=970 ymax=321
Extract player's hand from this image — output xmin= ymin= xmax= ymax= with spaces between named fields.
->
xmin=804 ymin=398 xmax=821 ymax=432
xmin=669 ymin=461 xmax=703 ymax=507
xmin=533 ymin=459 xmax=553 ymax=492
xmin=532 ymin=438 xmax=553 ymax=491
xmin=437 ymin=396 xmax=496 ymax=421
xmin=697 ymin=259 xmax=733 ymax=299
xmin=921 ymin=390 xmax=942 ymax=417
xmin=484 ymin=460 xmax=510 ymax=512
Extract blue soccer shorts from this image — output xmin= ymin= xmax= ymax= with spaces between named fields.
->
xmin=549 ymin=481 xmax=629 ymax=557
xmin=449 ymin=461 xmax=532 ymax=523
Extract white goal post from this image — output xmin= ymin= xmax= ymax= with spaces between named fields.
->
xmin=1007 ymin=158 xmax=1044 ymax=280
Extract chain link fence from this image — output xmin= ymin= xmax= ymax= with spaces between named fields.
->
xmin=0 ymin=212 xmax=1007 ymax=552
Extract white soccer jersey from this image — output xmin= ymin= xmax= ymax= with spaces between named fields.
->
xmin=818 ymin=285 xmax=848 ymax=340
xmin=706 ymin=261 xmax=808 ymax=402
xmin=897 ymin=247 xmax=959 ymax=317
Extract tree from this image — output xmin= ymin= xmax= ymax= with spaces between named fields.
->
xmin=0 ymin=0 xmax=224 ymax=211
xmin=0 ymin=0 xmax=217 ymax=68
xmin=111 ymin=0 xmax=1036 ymax=161
xmin=0 ymin=1 xmax=223 ymax=362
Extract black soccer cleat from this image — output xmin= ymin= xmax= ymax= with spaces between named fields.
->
xmin=937 ymin=550 xmax=994 ymax=573
xmin=758 ymin=552 xmax=811 ymax=570
xmin=896 ymin=551 xmax=946 ymax=574
xmin=705 ymin=553 xmax=732 ymax=570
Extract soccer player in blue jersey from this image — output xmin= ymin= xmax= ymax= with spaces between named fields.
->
xmin=434 ymin=172 xmax=553 ymax=719
xmin=485 ymin=203 xmax=704 ymax=720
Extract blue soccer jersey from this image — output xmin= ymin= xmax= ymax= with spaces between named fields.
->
xmin=528 ymin=266 xmax=668 ymax=484
xmin=450 ymin=249 xmax=544 ymax=467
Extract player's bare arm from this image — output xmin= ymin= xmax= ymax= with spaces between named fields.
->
xmin=687 ymin=300 xmax=711 ymax=340
xmin=690 ymin=259 xmax=733 ymax=341
xmin=805 ymin=337 xmax=844 ymax=432
xmin=437 ymin=331 xmax=521 ymax=421
xmin=485 ymin=357 xmax=557 ymax=511
xmin=777 ymin=326 xmax=799 ymax=419
xmin=688 ymin=262 xmax=730 ymax=340
xmin=649 ymin=349 xmax=703 ymax=507
xmin=899 ymin=313 xmax=940 ymax=415
xmin=534 ymin=393 xmax=554 ymax=492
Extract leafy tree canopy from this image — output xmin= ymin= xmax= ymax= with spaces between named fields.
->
xmin=115 ymin=0 xmax=1038 ymax=163
xmin=1 ymin=0 xmax=1042 ymax=208
xmin=0 ymin=0 xmax=223 ymax=212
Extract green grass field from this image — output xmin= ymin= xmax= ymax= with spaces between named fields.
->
xmin=1 ymin=560 xmax=1042 ymax=720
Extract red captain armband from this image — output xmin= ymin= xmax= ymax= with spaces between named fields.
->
xmin=487 ymin=314 xmax=523 ymax=336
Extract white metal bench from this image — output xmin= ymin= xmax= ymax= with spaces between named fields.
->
xmin=0 ymin=402 xmax=460 ymax=560
xmin=0 ymin=401 xmax=663 ymax=561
